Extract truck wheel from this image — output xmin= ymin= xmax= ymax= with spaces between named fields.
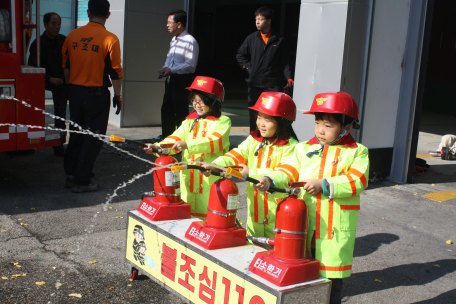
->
xmin=130 ymin=267 xmax=139 ymax=280
xmin=441 ymin=147 xmax=450 ymax=160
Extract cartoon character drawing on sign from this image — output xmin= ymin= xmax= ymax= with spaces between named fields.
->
xmin=133 ymin=225 xmax=145 ymax=264
xmin=136 ymin=241 xmax=147 ymax=265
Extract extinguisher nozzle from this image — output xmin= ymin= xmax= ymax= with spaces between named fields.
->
xmin=110 ymin=135 xmax=125 ymax=143
xmin=171 ymin=165 xmax=185 ymax=172
xmin=247 ymin=236 xmax=274 ymax=246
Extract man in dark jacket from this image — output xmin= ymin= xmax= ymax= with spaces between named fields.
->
xmin=236 ymin=6 xmax=294 ymax=132
xmin=28 ymin=12 xmax=67 ymax=156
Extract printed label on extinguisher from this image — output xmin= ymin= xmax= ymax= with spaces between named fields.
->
xmin=227 ymin=194 xmax=238 ymax=210
xmin=165 ymin=171 xmax=180 ymax=187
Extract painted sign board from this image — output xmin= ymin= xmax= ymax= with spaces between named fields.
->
xmin=125 ymin=210 xmax=331 ymax=304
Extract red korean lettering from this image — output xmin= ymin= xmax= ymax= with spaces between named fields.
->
xmin=178 ymin=253 xmax=196 ymax=292
xmin=161 ymin=242 xmax=177 ymax=281
xmin=249 ymin=296 xmax=265 ymax=304
xmin=236 ymin=285 xmax=245 ymax=304
xmin=198 ymin=266 xmax=217 ymax=304
xmin=222 ymin=277 xmax=231 ymax=304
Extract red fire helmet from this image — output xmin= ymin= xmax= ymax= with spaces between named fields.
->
xmin=303 ymin=92 xmax=359 ymax=121
xmin=186 ymin=76 xmax=225 ymax=102
xmin=248 ymin=92 xmax=296 ymax=121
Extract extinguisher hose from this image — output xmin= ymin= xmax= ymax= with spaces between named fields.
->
xmin=181 ymin=165 xmax=223 ymax=177
xmin=244 ymin=176 xmax=291 ymax=194
xmin=172 ymin=165 xmax=291 ymax=193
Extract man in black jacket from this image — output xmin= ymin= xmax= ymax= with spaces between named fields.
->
xmin=28 ymin=12 xmax=67 ymax=156
xmin=236 ymin=7 xmax=294 ymax=132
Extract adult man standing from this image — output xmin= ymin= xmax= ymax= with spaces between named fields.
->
xmin=158 ymin=9 xmax=199 ymax=139
xmin=28 ymin=12 xmax=67 ymax=156
xmin=62 ymin=0 xmax=123 ymax=193
xmin=236 ymin=6 xmax=294 ymax=132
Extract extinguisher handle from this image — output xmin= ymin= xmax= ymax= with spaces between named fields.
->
xmin=160 ymin=143 xmax=174 ymax=149
xmin=288 ymin=182 xmax=307 ymax=188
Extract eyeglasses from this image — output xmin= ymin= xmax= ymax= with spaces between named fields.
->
xmin=191 ymin=99 xmax=205 ymax=106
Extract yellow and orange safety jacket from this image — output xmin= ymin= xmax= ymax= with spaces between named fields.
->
xmin=268 ymin=134 xmax=369 ymax=278
xmin=212 ymin=131 xmax=299 ymax=240
xmin=157 ymin=111 xmax=231 ymax=219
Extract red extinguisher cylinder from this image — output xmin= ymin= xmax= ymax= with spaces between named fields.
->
xmin=153 ymin=155 xmax=180 ymax=203
xmin=274 ymin=197 xmax=308 ymax=260
xmin=206 ymin=178 xmax=239 ymax=229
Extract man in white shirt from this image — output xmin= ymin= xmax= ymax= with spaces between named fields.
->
xmin=158 ymin=9 xmax=199 ymax=139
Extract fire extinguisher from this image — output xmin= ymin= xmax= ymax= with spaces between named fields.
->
xmin=244 ymin=181 xmax=320 ymax=286
xmin=170 ymin=165 xmax=247 ymax=249
xmin=109 ymin=135 xmax=191 ymax=221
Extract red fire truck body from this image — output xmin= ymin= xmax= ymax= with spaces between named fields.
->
xmin=0 ymin=0 xmax=64 ymax=152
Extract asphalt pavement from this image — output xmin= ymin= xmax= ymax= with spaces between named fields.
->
xmin=0 ymin=103 xmax=455 ymax=303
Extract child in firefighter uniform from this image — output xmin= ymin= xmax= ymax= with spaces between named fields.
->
xmin=261 ymin=92 xmax=369 ymax=304
xmin=204 ymin=92 xmax=299 ymax=243
xmin=144 ymin=76 xmax=231 ymax=219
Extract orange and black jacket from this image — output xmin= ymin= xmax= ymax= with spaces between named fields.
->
xmin=62 ymin=21 xmax=123 ymax=87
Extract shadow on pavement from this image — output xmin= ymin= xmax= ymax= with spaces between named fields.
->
xmin=344 ymin=259 xmax=456 ymax=297
xmin=411 ymin=289 xmax=456 ymax=304
xmin=353 ymin=233 xmax=400 ymax=258
xmin=412 ymin=163 xmax=456 ymax=184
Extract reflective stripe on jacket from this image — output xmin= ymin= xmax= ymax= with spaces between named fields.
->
xmin=269 ymin=134 xmax=369 ymax=278
xmin=213 ymin=131 xmax=298 ymax=239
xmin=158 ymin=112 xmax=231 ymax=219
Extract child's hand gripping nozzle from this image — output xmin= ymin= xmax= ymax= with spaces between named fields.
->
xmin=133 ymin=141 xmax=191 ymax=221
xmin=247 ymin=181 xmax=321 ymax=287
xmin=172 ymin=165 xmax=248 ymax=250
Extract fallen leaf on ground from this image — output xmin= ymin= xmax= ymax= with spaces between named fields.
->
xmin=433 ymin=264 xmax=440 ymax=267
xmin=127 ymin=284 xmax=132 ymax=287
xmin=116 ymin=216 xmax=123 ymax=219
xmin=11 ymin=273 xmax=26 ymax=278
xmin=36 ymin=281 xmax=46 ymax=285
xmin=2 ymin=277 xmax=8 ymax=280
xmin=413 ymin=226 xmax=416 ymax=228
xmin=447 ymin=240 xmax=453 ymax=245
xmin=108 ymin=286 xmax=114 ymax=290
xmin=431 ymin=184 xmax=435 ymax=186
xmin=374 ymin=279 xmax=382 ymax=282
xmin=88 ymin=260 xmax=98 ymax=264
xmin=69 ymin=294 xmax=82 ymax=298
xmin=17 ymin=218 xmax=21 ymax=220
xmin=1 ymin=230 xmax=6 ymax=232
xmin=414 ymin=193 xmax=417 ymax=195
xmin=394 ymin=184 xmax=398 ymax=186
xmin=109 ymin=207 xmax=112 ymax=209
xmin=30 ymin=208 xmax=35 ymax=210
xmin=53 ymin=267 xmax=56 ymax=269
xmin=55 ymin=282 xmax=63 ymax=287
xmin=13 ymin=262 xmax=21 ymax=268
xmin=20 ymin=223 xmax=28 ymax=226
xmin=382 ymin=218 xmax=385 ymax=219
xmin=449 ymin=250 xmax=453 ymax=252
xmin=128 ymin=278 xmax=133 ymax=282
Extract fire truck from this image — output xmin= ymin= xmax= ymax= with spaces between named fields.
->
xmin=0 ymin=0 xmax=65 ymax=153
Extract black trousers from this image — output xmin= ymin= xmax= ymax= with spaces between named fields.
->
xmin=64 ymin=85 xmax=110 ymax=185
xmin=311 ymin=247 xmax=344 ymax=304
xmin=247 ymin=85 xmax=281 ymax=132
xmin=161 ymin=74 xmax=194 ymax=138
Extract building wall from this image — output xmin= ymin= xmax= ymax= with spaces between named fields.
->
xmin=361 ymin=0 xmax=411 ymax=149
xmin=293 ymin=0 xmax=414 ymax=179
xmin=118 ymin=0 xmax=185 ymax=127
xmin=105 ymin=0 xmax=125 ymax=127
xmin=293 ymin=0 xmax=349 ymax=142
